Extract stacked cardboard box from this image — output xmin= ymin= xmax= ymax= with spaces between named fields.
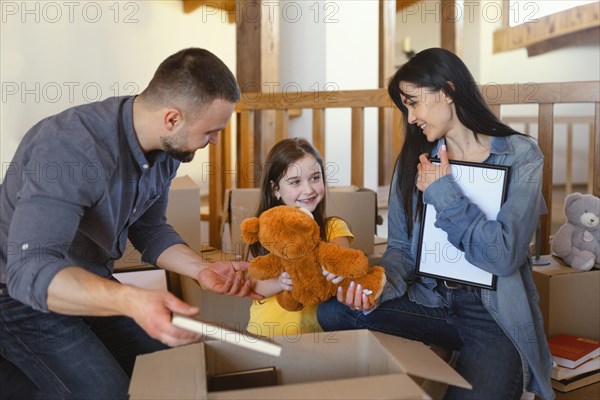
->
xmin=532 ymin=256 xmax=600 ymax=340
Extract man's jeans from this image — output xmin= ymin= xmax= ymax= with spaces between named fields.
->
xmin=0 ymin=283 xmax=167 ymax=399
xmin=317 ymin=283 xmax=524 ymax=400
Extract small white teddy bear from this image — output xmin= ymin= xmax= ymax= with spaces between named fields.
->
xmin=551 ymin=193 xmax=600 ymax=271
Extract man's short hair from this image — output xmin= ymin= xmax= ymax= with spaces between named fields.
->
xmin=140 ymin=48 xmax=240 ymax=113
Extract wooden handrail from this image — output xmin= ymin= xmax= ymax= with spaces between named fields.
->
xmin=503 ymin=116 xmax=595 ymax=194
xmin=236 ymin=89 xmax=394 ymax=110
xmin=205 ymin=81 xmax=600 ymax=255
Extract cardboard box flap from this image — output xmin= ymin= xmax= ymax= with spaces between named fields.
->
xmin=129 ymin=343 xmax=207 ymax=400
xmin=371 ymin=331 xmax=471 ymax=389
xmin=209 ymin=374 xmax=425 ymax=400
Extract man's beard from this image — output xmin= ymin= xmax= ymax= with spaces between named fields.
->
xmin=162 ymin=135 xmax=195 ymax=163
xmin=166 ymin=148 xmax=195 ymax=163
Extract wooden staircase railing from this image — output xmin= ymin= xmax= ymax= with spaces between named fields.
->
xmin=204 ymin=81 xmax=600 ymax=255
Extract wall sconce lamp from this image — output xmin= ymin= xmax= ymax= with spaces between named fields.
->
xmin=402 ymin=36 xmax=415 ymax=58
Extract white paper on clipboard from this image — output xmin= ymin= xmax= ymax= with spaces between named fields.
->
xmin=416 ymin=160 xmax=509 ymax=290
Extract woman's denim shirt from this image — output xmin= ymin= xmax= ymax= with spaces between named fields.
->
xmin=379 ymin=134 xmax=554 ymax=400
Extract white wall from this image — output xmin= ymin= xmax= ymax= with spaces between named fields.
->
xmin=0 ymin=1 xmax=236 ymax=193
xmin=280 ymin=0 xmax=379 ymax=190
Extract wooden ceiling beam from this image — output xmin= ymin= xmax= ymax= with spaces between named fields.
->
xmin=494 ymin=2 xmax=600 ymax=54
xmin=527 ymin=26 xmax=600 ymax=57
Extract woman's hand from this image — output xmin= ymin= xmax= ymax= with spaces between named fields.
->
xmin=416 ymin=144 xmax=451 ymax=192
xmin=337 ymin=281 xmax=372 ymax=312
xmin=323 ymin=267 xmax=372 ymax=311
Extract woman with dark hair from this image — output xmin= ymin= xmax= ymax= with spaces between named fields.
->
xmin=318 ymin=48 xmax=554 ymax=400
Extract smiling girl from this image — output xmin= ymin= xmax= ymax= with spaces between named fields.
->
xmin=246 ymin=138 xmax=353 ymax=337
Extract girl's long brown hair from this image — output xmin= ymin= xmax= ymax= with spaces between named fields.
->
xmin=248 ymin=138 xmax=328 ymax=257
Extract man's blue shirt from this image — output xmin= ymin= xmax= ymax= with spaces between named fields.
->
xmin=0 ymin=96 xmax=186 ymax=311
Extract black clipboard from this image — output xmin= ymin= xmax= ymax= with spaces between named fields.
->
xmin=415 ymin=159 xmax=510 ymax=290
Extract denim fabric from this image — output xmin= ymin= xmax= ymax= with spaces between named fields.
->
xmin=0 ymin=96 xmax=185 ymax=311
xmin=0 ymin=283 xmax=167 ymax=399
xmin=318 ymin=283 xmax=524 ymax=400
xmin=0 ymin=354 xmax=36 ymax=400
xmin=320 ymin=135 xmax=554 ymax=400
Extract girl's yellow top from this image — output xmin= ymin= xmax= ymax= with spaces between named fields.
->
xmin=246 ymin=217 xmax=354 ymax=337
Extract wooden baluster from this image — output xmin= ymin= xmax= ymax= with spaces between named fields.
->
xmin=392 ymin=107 xmax=405 ymax=161
xmin=489 ymin=104 xmax=501 ymax=119
xmin=275 ymin=109 xmax=289 ymax=142
xmin=538 ymin=104 xmax=554 ymax=255
xmin=207 ymin=121 xmax=232 ymax=249
xmin=351 ymin=107 xmax=365 ymax=187
xmin=312 ymin=108 xmax=325 ymax=160
xmin=589 ymin=120 xmax=594 ymax=194
xmin=223 ymin=117 xmax=233 ymax=191
xmin=238 ymin=110 xmax=255 ymax=188
xmin=594 ymin=103 xmax=600 ymax=198
xmin=566 ymin=123 xmax=573 ymax=195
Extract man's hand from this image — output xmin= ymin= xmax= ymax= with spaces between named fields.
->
xmin=47 ymin=266 xmax=201 ymax=347
xmin=416 ymin=144 xmax=451 ymax=192
xmin=197 ymin=261 xmax=262 ymax=299
xmin=127 ymin=289 xmax=202 ymax=347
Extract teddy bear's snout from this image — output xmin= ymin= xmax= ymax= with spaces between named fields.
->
xmin=580 ymin=212 xmax=599 ymax=228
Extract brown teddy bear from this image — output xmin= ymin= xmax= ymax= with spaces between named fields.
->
xmin=240 ymin=205 xmax=386 ymax=311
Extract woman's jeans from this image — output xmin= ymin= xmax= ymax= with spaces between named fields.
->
xmin=318 ymin=283 xmax=524 ymax=400
xmin=0 ymin=283 xmax=167 ymax=400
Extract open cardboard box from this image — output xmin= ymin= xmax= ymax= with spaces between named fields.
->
xmin=532 ymin=255 xmax=600 ymax=340
xmin=129 ymin=329 xmax=470 ymax=399
xmin=222 ymin=186 xmax=378 ymax=257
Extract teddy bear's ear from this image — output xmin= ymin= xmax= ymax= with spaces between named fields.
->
xmin=565 ymin=192 xmax=583 ymax=209
xmin=240 ymin=217 xmax=260 ymax=244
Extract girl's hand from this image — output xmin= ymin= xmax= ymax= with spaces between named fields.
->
xmin=337 ymin=281 xmax=372 ymax=312
xmin=322 ymin=266 xmax=344 ymax=284
xmin=416 ymin=144 xmax=451 ymax=192
xmin=279 ymin=271 xmax=293 ymax=291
